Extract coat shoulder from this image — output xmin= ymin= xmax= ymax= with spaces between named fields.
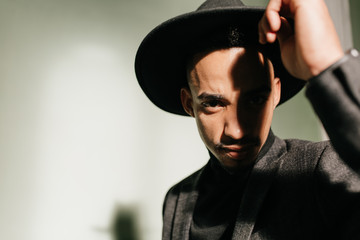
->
xmin=162 ymin=165 xmax=205 ymax=220
xmin=284 ymin=138 xmax=333 ymax=155
xmin=280 ymin=138 xmax=336 ymax=172
xmin=165 ymin=166 xmax=204 ymax=198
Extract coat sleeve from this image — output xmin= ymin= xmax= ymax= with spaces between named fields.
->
xmin=306 ymin=49 xmax=360 ymax=170
xmin=305 ymin=49 xmax=360 ymax=238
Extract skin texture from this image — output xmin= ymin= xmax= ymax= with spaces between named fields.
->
xmin=258 ymin=0 xmax=344 ymax=80
xmin=181 ymin=47 xmax=281 ymax=172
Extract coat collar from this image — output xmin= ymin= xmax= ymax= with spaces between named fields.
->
xmin=171 ymin=133 xmax=287 ymax=240
xmin=232 ymin=136 xmax=287 ymax=239
xmin=171 ymin=168 xmax=203 ymax=240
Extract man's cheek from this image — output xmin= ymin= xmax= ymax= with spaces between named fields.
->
xmin=197 ymin=119 xmax=215 ymax=141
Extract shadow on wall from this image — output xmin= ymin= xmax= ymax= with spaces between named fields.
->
xmin=111 ymin=206 xmax=140 ymax=240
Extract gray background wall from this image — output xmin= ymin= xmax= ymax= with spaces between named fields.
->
xmin=0 ymin=0 xmax=357 ymax=239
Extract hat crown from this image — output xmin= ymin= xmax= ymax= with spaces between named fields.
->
xmin=197 ymin=0 xmax=245 ymax=11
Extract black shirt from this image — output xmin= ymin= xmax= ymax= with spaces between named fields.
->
xmin=190 ymin=131 xmax=275 ymax=239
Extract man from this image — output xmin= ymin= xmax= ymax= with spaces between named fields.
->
xmin=135 ymin=0 xmax=360 ymax=239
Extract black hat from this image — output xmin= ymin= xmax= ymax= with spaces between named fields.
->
xmin=135 ymin=0 xmax=305 ymax=116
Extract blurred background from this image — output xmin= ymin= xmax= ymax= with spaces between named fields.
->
xmin=0 ymin=0 xmax=358 ymax=239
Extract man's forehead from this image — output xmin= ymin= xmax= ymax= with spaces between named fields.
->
xmin=187 ymin=47 xmax=275 ymax=89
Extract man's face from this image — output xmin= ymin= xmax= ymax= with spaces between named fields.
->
xmin=181 ymin=47 xmax=281 ymax=172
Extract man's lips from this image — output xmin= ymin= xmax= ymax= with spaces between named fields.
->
xmin=219 ymin=144 xmax=256 ymax=158
xmin=220 ymin=143 xmax=256 ymax=151
xmin=222 ymin=146 xmax=248 ymax=151
xmin=215 ymin=137 xmax=261 ymax=160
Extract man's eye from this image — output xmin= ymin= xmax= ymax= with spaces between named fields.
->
xmin=249 ymin=96 xmax=267 ymax=105
xmin=202 ymin=100 xmax=222 ymax=108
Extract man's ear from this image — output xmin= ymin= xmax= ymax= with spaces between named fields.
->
xmin=273 ymin=77 xmax=281 ymax=109
xmin=180 ymin=87 xmax=195 ymax=117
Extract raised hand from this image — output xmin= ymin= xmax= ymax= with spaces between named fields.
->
xmin=258 ymin=0 xmax=344 ymax=80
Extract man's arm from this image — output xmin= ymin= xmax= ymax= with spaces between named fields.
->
xmin=259 ymin=0 xmax=360 ymax=166
xmin=306 ymin=51 xmax=360 ymax=168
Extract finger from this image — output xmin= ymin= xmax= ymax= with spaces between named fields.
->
xmin=258 ymin=16 xmax=277 ymax=43
xmin=258 ymin=11 xmax=279 ymax=44
xmin=259 ymin=0 xmax=282 ymax=44
xmin=265 ymin=0 xmax=282 ymax=32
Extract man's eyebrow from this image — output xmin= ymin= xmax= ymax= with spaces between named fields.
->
xmin=197 ymin=92 xmax=225 ymax=101
xmin=245 ymin=86 xmax=271 ymax=95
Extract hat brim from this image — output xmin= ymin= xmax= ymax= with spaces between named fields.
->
xmin=135 ymin=7 xmax=305 ymax=116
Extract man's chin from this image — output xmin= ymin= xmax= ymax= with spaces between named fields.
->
xmin=218 ymin=153 xmax=256 ymax=172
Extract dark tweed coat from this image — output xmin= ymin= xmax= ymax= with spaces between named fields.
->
xmin=162 ymin=51 xmax=360 ymax=239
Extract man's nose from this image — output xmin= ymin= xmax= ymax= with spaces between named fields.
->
xmin=223 ymin=109 xmax=243 ymax=140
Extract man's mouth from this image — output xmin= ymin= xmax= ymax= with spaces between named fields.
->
xmin=219 ymin=144 xmax=256 ymax=159
xmin=215 ymin=136 xmax=261 ymax=160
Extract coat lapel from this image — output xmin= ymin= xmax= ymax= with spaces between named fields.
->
xmin=232 ymin=137 xmax=287 ymax=240
xmin=171 ymin=166 xmax=205 ymax=240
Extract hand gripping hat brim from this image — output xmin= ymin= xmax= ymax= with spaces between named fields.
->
xmin=135 ymin=0 xmax=305 ymax=116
